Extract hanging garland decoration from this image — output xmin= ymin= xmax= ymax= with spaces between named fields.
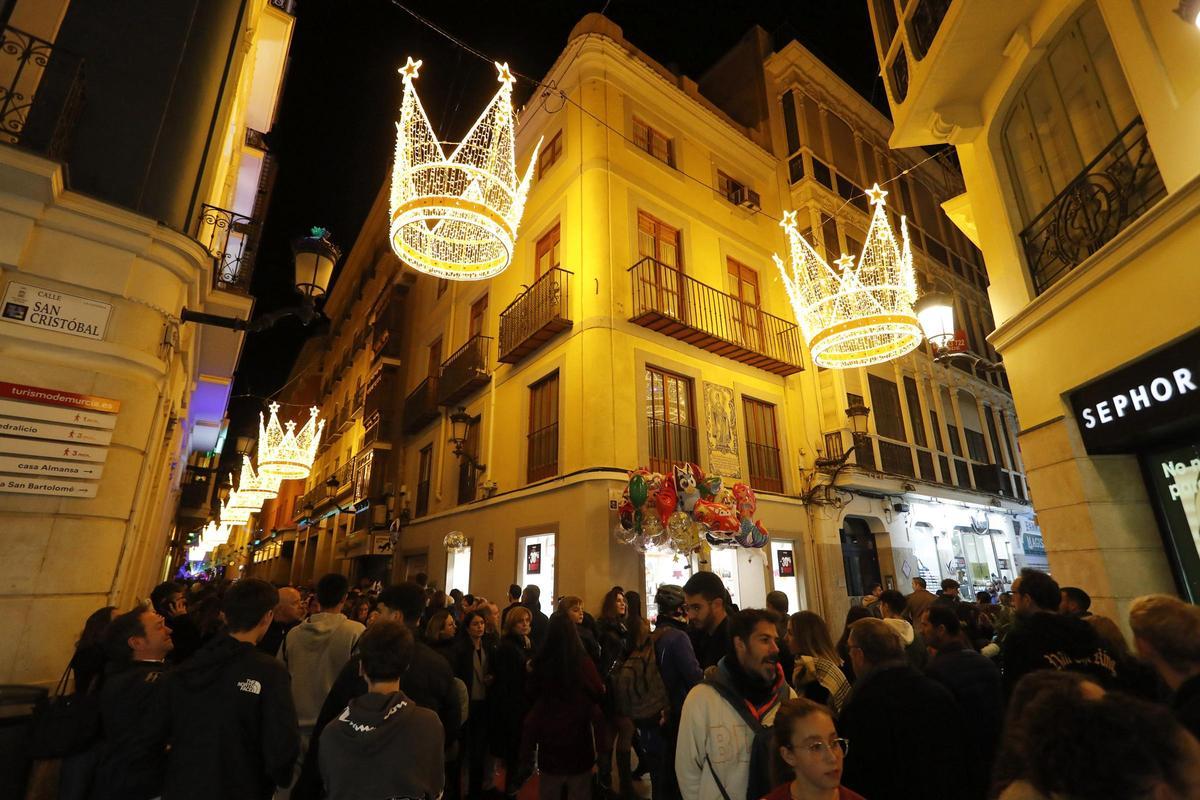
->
xmin=614 ymin=463 xmax=769 ymax=556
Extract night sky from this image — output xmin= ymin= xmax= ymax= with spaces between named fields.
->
xmin=227 ymin=0 xmax=881 ymax=447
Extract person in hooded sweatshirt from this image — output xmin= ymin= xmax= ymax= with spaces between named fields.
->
xmin=284 ymin=572 xmax=365 ymax=743
xmin=877 ymin=589 xmax=929 ymax=670
xmin=318 ymin=619 xmax=444 ymax=800
xmin=155 ymin=578 xmax=300 ymax=800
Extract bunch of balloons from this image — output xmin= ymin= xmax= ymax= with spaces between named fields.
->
xmin=614 ymin=462 xmax=769 ymax=555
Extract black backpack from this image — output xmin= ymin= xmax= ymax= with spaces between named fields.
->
xmin=612 ymin=630 xmax=669 ymax=721
xmin=702 ymin=675 xmax=788 ymax=800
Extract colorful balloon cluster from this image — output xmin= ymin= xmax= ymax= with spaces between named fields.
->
xmin=614 ymin=463 xmax=769 ymax=555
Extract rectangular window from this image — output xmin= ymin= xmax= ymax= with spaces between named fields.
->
xmin=528 ymin=372 xmax=560 ymax=482
xmin=929 ymin=410 xmax=945 ymax=451
xmin=903 ymin=376 xmax=927 ymax=447
xmin=636 ymin=211 xmax=685 ymax=319
xmin=811 ymin=156 xmax=833 ymax=190
xmin=717 ymin=170 xmax=748 ymax=204
xmin=781 ymin=90 xmax=800 ymax=155
xmin=965 ymin=429 xmax=989 ymax=463
xmin=820 ymin=213 xmax=840 ymax=264
xmin=469 ymin=294 xmax=488 ymax=339
xmin=788 ymin=154 xmax=805 ymax=184
xmin=744 ymin=398 xmax=783 ymax=493
xmin=633 ymin=116 xmax=673 ymax=167
xmin=427 ymin=338 xmax=442 ymax=377
xmin=416 ymin=445 xmax=432 ymax=517
xmin=801 ymin=94 xmax=826 ymax=160
xmin=827 ymin=112 xmax=861 ymax=184
xmin=535 ymin=224 xmax=560 ymax=279
xmin=457 ymin=415 xmax=481 ymax=504
xmin=646 ymin=366 xmax=697 ymax=474
xmin=539 ymin=130 xmax=563 ymax=178
xmin=868 ymin=374 xmax=906 ymax=442
xmin=725 ymin=258 xmax=762 ymax=350
xmin=985 ymin=406 xmax=1006 ymax=468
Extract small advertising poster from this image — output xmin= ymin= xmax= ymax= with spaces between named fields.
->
xmin=526 ymin=543 xmax=542 ymax=575
xmin=1141 ymin=441 xmax=1200 ymax=602
xmin=776 ymin=548 xmax=795 ymax=577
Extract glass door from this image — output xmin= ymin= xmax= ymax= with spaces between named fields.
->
xmin=770 ymin=539 xmax=802 ymax=614
xmin=445 ymin=545 xmax=472 ymax=595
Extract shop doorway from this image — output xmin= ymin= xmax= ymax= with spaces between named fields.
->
xmin=402 ymin=552 xmax=428 ymax=582
xmin=770 ymin=539 xmax=803 ymax=614
xmin=445 ymin=545 xmax=472 ymax=595
xmin=840 ymin=517 xmax=881 ymax=597
xmin=644 ymin=549 xmax=695 ymax=622
xmin=518 ymin=532 xmax=555 ymax=616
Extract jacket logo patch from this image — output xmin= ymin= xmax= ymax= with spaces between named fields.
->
xmin=237 ymin=678 xmax=262 ymax=695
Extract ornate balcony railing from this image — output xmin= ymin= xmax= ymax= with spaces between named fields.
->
xmin=0 ymin=25 xmax=85 ymax=160
xmin=194 ymin=203 xmax=261 ymax=294
xmin=403 ymin=376 xmax=440 ymax=434
xmin=628 ymin=258 xmax=804 ymax=376
xmin=498 ymin=267 xmax=573 ymax=364
xmin=647 ymin=418 xmax=698 ymax=476
xmin=437 ymin=335 xmax=491 ymax=407
xmin=1019 ymin=117 xmax=1166 ymax=296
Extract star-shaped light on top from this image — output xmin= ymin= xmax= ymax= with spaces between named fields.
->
xmin=865 ymin=183 xmax=889 ymax=206
xmin=495 ymin=61 xmax=515 ymax=87
xmin=779 ymin=209 xmax=798 ymax=229
xmin=399 ymin=56 xmax=422 ymax=83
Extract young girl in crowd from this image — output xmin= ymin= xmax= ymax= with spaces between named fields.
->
xmin=764 ymin=698 xmax=864 ymax=800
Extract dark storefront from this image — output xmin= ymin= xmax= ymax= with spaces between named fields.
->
xmin=1068 ymin=329 xmax=1200 ymax=601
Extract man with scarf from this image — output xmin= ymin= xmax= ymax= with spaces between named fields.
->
xmin=676 ymin=608 xmax=796 ymax=800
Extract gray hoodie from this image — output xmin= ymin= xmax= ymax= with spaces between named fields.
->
xmin=284 ymin=612 xmax=364 ymax=729
xmin=883 ymin=617 xmax=929 ymax=670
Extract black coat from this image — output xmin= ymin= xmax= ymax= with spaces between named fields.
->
xmin=839 ymin=662 xmax=967 ymax=800
xmin=257 ymin=619 xmax=298 ymax=659
xmin=154 ymin=634 xmax=300 ymax=800
xmin=524 ymin=603 xmax=550 ymax=650
xmin=164 ymin=613 xmax=203 ymax=665
xmin=690 ymin=615 xmax=730 ymax=671
xmin=1000 ymin=611 xmax=1116 ymax=697
xmin=92 ymin=661 xmax=168 ymax=800
xmin=291 ymin=635 xmax=462 ymax=800
xmin=926 ymin=643 xmax=1002 ymax=800
xmin=489 ymin=633 xmax=533 ymax=760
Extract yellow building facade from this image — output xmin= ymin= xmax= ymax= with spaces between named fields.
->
xmin=0 ymin=0 xmax=295 ymax=685
xmin=867 ymin=0 xmax=1200 ymax=617
xmin=246 ymin=15 xmax=1033 ymax=627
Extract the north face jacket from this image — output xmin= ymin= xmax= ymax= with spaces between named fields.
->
xmin=283 ymin=611 xmax=364 ymax=729
xmin=318 ymin=690 xmax=444 ymax=800
xmin=154 ymin=634 xmax=300 ymax=800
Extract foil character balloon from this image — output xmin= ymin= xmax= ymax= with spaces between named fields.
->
xmin=693 ymin=499 xmax=740 ymax=533
xmin=673 ymin=464 xmax=700 ymax=514
xmin=629 ymin=473 xmax=648 ymax=509
xmin=731 ymin=482 xmax=757 ymax=520
xmin=699 ymin=475 xmax=723 ymax=500
xmin=656 ymin=479 xmax=678 ymax=526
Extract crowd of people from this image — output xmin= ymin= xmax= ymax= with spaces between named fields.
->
xmin=49 ymin=565 xmax=1200 ymax=800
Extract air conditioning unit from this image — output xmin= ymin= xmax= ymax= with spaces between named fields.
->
xmin=729 ymin=184 xmax=761 ymax=211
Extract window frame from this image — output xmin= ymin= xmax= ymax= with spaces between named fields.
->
xmin=632 ymin=116 xmax=675 ymax=167
xmin=539 ymin=129 xmax=564 ymax=178
xmin=645 ymin=365 xmax=698 ymax=474
xmin=743 ymin=396 xmax=784 ymax=493
xmin=527 ymin=371 xmax=560 ymax=483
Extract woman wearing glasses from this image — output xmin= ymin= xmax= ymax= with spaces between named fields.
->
xmin=763 ymin=698 xmax=864 ymax=800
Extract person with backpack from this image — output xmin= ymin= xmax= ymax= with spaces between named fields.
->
xmin=650 ymin=584 xmax=703 ymax=800
xmin=676 ymin=608 xmax=795 ymax=800
xmin=611 ymin=614 xmax=666 ymax=798
xmin=596 ymin=586 xmax=633 ymax=797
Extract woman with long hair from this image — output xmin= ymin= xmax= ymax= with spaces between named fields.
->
xmin=596 ymin=586 xmax=634 ymax=798
xmin=490 ymin=605 xmax=534 ymax=798
xmin=425 ymin=608 xmax=458 ymax=663
xmin=522 ymin=613 xmax=605 ymax=800
xmin=454 ymin=609 xmax=497 ymax=797
xmin=787 ymin=611 xmax=852 ymax=716
xmin=557 ymin=594 xmax=601 ymax=666
xmin=763 ymin=698 xmax=864 ymax=799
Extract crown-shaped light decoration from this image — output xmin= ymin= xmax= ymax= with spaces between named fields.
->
xmin=228 ymin=456 xmax=280 ymax=511
xmin=191 ymin=520 xmax=231 ymax=561
xmin=774 ymin=184 xmax=922 ymax=369
xmin=219 ymin=491 xmax=252 ymax=527
xmin=257 ymin=402 xmax=325 ymax=481
xmin=390 ymin=57 xmax=541 ymax=281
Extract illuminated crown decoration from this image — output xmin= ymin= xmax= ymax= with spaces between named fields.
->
xmin=389 ymin=57 xmax=540 ymax=281
xmin=191 ymin=520 xmax=231 ymax=561
xmin=219 ymin=491 xmax=252 ymax=527
xmin=258 ymin=402 xmax=324 ymax=481
xmin=229 ymin=456 xmax=280 ymax=511
xmin=774 ymin=184 xmax=922 ymax=369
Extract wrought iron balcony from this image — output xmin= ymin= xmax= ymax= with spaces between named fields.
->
xmin=499 ymin=267 xmax=573 ymax=364
xmin=0 ymin=25 xmax=84 ymax=161
xmin=194 ymin=203 xmax=262 ymax=294
xmin=628 ymin=258 xmax=804 ymax=376
xmin=403 ymin=376 xmax=440 ymax=434
xmin=1020 ymin=117 xmax=1166 ymax=296
xmin=437 ymin=335 xmax=492 ymax=406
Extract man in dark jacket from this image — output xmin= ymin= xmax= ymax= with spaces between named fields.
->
xmin=156 ymin=578 xmax=300 ymax=800
xmin=839 ymin=618 xmax=967 ymax=800
xmin=1129 ymin=593 xmax=1200 ymax=740
xmin=151 ymin=580 xmax=202 ymax=663
xmin=291 ymin=582 xmax=461 ymax=800
xmin=683 ymin=571 xmax=730 ymax=670
xmin=500 ymin=583 xmax=522 ymax=626
xmin=651 ymin=584 xmax=703 ymax=800
xmin=922 ymin=604 xmax=1002 ymax=800
xmin=1001 ymin=569 xmax=1117 ymax=697
xmin=521 ymin=584 xmax=550 ymax=649
xmin=318 ymin=620 xmax=444 ymax=799
xmin=258 ymin=585 xmax=304 ymax=658
xmin=92 ymin=605 xmax=174 ymax=800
